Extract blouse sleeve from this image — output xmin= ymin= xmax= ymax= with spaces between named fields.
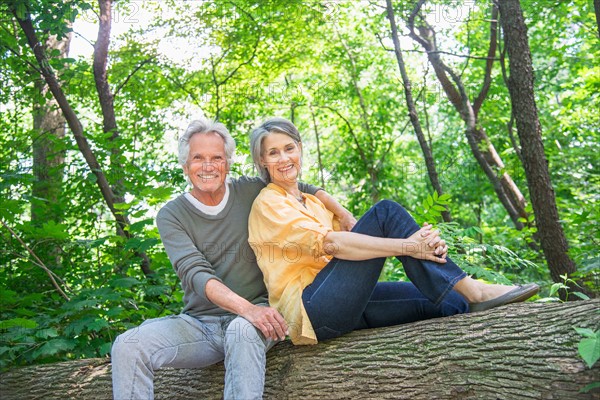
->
xmin=249 ymin=192 xmax=333 ymax=260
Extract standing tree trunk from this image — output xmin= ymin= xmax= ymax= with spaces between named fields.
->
xmin=1 ymin=301 xmax=598 ymax=399
xmin=386 ymin=0 xmax=451 ymax=222
xmin=497 ymin=0 xmax=579 ymax=289
xmin=31 ymin=31 xmax=71 ymax=270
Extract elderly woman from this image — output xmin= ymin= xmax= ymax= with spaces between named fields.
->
xmin=248 ymin=117 xmax=538 ymax=345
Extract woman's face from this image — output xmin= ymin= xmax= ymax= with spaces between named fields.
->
xmin=260 ymin=132 xmax=302 ymax=187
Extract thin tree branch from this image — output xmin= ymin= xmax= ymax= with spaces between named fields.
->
xmin=309 ymin=105 xmax=326 ymax=188
xmin=0 ymin=42 xmax=42 ymax=74
xmin=1 ymin=219 xmax=71 ymax=301
xmin=113 ymin=57 xmax=155 ymax=97
xmin=336 ymin=28 xmax=372 ymax=135
xmin=312 ymin=104 xmax=370 ymax=168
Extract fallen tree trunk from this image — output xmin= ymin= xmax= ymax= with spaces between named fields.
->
xmin=1 ymin=300 xmax=598 ymax=399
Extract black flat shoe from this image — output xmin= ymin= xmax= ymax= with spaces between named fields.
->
xmin=469 ymin=283 xmax=540 ymax=313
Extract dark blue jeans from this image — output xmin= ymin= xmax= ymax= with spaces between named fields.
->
xmin=302 ymin=200 xmax=468 ymax=341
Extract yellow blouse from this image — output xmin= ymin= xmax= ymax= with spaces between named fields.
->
xmin=248 ymin=183 xmax=339 ymax=345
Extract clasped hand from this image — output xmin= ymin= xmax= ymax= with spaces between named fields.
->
xmin=407 ymin=222 xmax=448 ymax=263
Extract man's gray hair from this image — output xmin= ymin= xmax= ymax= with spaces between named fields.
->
xmin=250 ymin=117 xmax=302 ymax=183
xmin=178 ymin=119 xmax=236 ymax=167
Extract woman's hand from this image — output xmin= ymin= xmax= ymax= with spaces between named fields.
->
xmin=423 ymin=222 xmax=448 ymax=259
xmin=406 ymin=224 xmax=447 ymax=263
xmin=338 ymin=211 xmax=357 ymax=231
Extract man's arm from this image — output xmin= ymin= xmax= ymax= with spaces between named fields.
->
xmin=205 ymin=279 xmax=288 ymax=341
xmin=315 ymin=190 xmax=357 ymax=231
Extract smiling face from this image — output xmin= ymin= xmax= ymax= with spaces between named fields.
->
xmin=260 ymin=132 xmax=302 ymax=188
xmin=183 ymin=132 xmax=230 ymax=204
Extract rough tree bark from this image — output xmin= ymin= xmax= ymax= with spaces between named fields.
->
xmin=1 ymin=301 xmax=598 ymax=399
xmin=386 ymin=0 xmax=452 ymax=222
xmin=496 ymin=0 xmax=579 ymax=289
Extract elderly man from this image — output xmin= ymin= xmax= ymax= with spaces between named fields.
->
xmin=110 ymin=118 xmax=354 ymax=399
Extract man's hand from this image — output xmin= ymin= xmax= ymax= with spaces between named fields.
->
xmin=205 ymin=279 xmax=288 ymax=341
xmin=241 ymin=304 xmax=289 ymax=341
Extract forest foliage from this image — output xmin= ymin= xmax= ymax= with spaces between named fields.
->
xmin=0 ymin=0 xmax=598 ymax=368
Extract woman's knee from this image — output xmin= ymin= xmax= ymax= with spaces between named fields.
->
xmin=374 ymin=199 xmax=414 ymax=223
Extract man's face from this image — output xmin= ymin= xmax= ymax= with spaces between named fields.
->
xmin=183 ymin=132 xmax=229 ymax=201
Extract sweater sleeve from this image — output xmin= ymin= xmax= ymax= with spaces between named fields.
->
xmin=298 ymin=182 xmax=321 ymax=196
xmin=156 ymin=205 xmax=222 ymax=301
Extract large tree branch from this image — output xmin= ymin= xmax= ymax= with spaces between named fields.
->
xmin=93 ymin=0 xmax=118 ymax=138
xmin=473 ymin=5 xmax=499 ymax=116
xmin=407 ymin=2 xmax=463 ymax=112
xmin=1 ymin=301 xmax=598 ymax=399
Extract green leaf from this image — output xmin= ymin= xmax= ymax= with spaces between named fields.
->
xmin=87 ymin=318 xmax=110 ymax=333
xmin=432 ymin=205 xmax=447 ymax=212
xmin=0 ymin=318 xmax=38 ymax=330
xmin=571 ymin=291 xmax=591 ymax=300
xmin=40 ymin=220 xmax=70 ymax=240
xmin=99 ymin=341 xmax=113 ymax=356
xmin=62 ymin=298 xmax=99 ymax=311
xmin=0 ymin=290 xmax=18 ymax=305
xmin=574 ymin=327 xmax=597 ymax=338
xmin=429 ymin=209 xmax=441 ymax=217
xmin=31 ymin=338 xmax=76 ymax=359
xmin=578 ymin=336 xmax=600 ymax=368
xmin=549 ymin=282 xmax=567 ymax=297
xmin=580 ymin=381 xmax=600 ymax=393
xmin=433 ymin=191 xmax=438 ymax=201
xmin=106 ymin=306 xmax=124 ymax=317
xmin=111 ymin=277 xmax=141 ymax=288
xmin=15 ymin=2 xmax=27 ymax=19
xmin=421 ymin=198 xmax=428 ymax=212
xmin=35 ymin=328 xmax=60 ymax=339
xmin=426 ymin=194 xmax=434 ymax=207
xmin=113 ymin=202 xmax=131 ymax=210
xmin=438 ymin=193 xmax=451 ymax=202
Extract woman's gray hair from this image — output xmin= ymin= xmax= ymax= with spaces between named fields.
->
xmin=178 ymin=119 xmax=236 ymax=167
xmin=250 ymin=117 xmax=302 ymax=183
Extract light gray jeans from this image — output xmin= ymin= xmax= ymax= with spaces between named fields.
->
xmin=111 ymin=312 xmax=277 ymax=399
